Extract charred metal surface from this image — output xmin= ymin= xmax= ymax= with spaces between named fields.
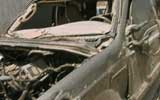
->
xmin=0 ymin=38 xmax=98 ymax=57
xmin=11 ymin=21 xmax=111 ymax=39
xmin=0 ymin=0 xmax=160 ymax=100
xmin=38 ymin=0 xmax=129 ymax=99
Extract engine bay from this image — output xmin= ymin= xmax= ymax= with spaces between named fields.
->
xmin=0 ymin=49 xmax=86 ymax=99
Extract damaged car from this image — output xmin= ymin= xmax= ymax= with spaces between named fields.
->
xmin=0 ymin=0 xmax=160 ymax=100
xmin=0 ymin=0 xmax=113 ymax=99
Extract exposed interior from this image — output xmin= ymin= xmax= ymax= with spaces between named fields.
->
xmin=8 ymin=0 xmax=111 ymax=33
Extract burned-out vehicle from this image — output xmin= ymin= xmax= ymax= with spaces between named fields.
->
xmin=0 ymin=0 xmax=160 ymax=100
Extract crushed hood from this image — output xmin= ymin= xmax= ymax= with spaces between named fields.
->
xmin=11 ymin=21 xmax=111 ymax=39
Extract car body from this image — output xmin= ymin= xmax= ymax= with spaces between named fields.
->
xmin=0 ymin=0 xmax=160 ymax=100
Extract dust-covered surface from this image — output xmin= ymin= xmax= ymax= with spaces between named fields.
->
xmin=0 ymin=0 xmax=160 ymax=100
xmin=0 ymin=0 xmax=33 ymax=34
